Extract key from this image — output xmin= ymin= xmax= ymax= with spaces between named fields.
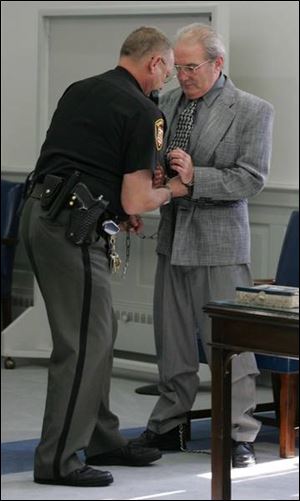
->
xmin=108 ymin=236 xmax=121 ymax=273
xmin=110 ymin=252 xmax=122 ymax=273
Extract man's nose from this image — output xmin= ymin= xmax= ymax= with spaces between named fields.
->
xmin=178 ymin=72 xmax=189 ymax=83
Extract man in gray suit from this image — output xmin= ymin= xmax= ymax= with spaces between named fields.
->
xmin=133 ymin=24 xmax=274 ymax=467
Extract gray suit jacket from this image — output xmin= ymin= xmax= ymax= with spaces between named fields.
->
xmin=157 ymin=77 xmax=274 ymax=266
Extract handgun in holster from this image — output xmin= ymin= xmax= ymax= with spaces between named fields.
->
xmin=65 ymin=182 xmax=109 ymax=245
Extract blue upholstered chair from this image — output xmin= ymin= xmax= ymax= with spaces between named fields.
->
xmin=1 ymin=179 xmax=24 ymax=331
xmin=254 ymin=210 xmax=299 ymax=457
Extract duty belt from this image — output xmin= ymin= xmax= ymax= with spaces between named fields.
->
xmin=28 ymin=174 xmax=122 ymax=247
xmin=29 ymin=183 xmax=44 ymax=200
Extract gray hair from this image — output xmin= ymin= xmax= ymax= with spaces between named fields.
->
xmin=120 ymin=26 xmax=172 ymax=60
xmin=175 ymin=23 xmax=225 ymax=60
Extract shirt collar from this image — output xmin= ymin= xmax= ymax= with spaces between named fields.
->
xmin=115 ymin=65 xmax=145 ymax=94
xmin=202 ymin=73 xmax=226 ymax=107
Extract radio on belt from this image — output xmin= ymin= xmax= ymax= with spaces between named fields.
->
xmin=102 ymin=219 xmax=120 ymax=236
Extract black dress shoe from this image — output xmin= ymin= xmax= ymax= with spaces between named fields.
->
xmin=86 ymin=443 xmax=162 ymax=466
xmin=232 ymin=440 xmax=256 ymax=468
xmin=130 ymin=425 xmax=187 ymax=451
xmin=34 ymin=465 xmax=113 ymax=487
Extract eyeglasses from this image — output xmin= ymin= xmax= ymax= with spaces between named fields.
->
xmin=174 ymin=60 xmax=211 ymax=74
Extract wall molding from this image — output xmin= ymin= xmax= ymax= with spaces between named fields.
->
xmin=264 ymin=182 xmax=299 ymax=192
xmin=4 ymin=184 xmax=299 ymax=378
xmin=2 ymin=168 xmax=298 ymax=193
xmin=35 ymin=3 xmax=228 ymax=154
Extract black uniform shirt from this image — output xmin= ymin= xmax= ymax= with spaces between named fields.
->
xmin=34 ymin=67 xmax=165 ymax=219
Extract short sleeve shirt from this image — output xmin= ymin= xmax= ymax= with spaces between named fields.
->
xmin=34 ymin=67 xmax=165 ymax=219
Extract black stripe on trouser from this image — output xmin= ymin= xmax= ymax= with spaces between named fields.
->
xmin=53 ymin=244 xmax=92 ymax=478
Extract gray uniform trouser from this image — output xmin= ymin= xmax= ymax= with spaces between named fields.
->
xmin=148 ymin=254 xmax=261 ymax=442
xmin=20 ymin=198 xmax=127 ymax=479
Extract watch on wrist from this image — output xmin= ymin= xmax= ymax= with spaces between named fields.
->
xmin=181 ymin=177 xmax=194 ymax=197
xmin=182 ymin=179 xmax=194 ymax=187
xmin=181 ymin=171 xmax=194 ymax=187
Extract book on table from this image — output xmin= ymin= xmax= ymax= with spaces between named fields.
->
xmin=235 ymin=284 xmax=299 ymax=309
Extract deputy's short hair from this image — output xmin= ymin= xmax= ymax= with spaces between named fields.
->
xmin=120 ymin=26 xmax=172 ymax=59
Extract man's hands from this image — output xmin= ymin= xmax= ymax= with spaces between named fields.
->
xmin=167 ymin=148 xmax=194 ymax=185
xmin=121 ymin=154 xmax=193 ymax=215
xmin=153 ymin=152 xmax=193 ymax=198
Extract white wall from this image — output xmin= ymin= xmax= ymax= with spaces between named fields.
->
xmin=1 ymin=0 xmax=299 ymax=190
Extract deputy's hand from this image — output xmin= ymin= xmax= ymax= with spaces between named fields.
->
xmin=167 ymin=175 xmax=189 ymax=198
xmin=120 ymin=215 xmax=144 ymax=234
xmin=168 ymin=148 xmax=194 ymax=185
xmin=153 ymin=165 xmax=166 ymax=188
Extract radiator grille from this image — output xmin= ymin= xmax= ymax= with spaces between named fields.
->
xmin=12 ymin=294 xmax=33 ymax=308
xmin=11 ymin=295 xmax=153 ymax=325
xmin=115 ymin=309 xmax=153 ymax=325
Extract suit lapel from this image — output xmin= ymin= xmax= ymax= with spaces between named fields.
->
xmin=160 ymin=78 xmax=238 ymax=164
xmin=190 ymin=79 xmax=237 ymax=163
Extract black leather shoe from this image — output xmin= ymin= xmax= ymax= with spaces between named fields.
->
xmin=130 ymin=425 xmax=186 ymax=451
xmin=86 ymin=443 xmax=162 ymax=466
xmin=232 ymin=440 xmax=256 ymax=468
xmin=34 ymin=465 xmax=113 ymax=487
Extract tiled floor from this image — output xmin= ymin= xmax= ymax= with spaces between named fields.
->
xmin=1 ymin=359 xmax=299 ymax=500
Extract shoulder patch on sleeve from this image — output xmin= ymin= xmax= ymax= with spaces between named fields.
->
xmin=154 ymin=118 xmax=164 ymax=151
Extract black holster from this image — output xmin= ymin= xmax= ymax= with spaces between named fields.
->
xmin=66 ymin=203 xmax=107 ymax=246
xmin=65 ymin=182 xmax=109 ymax=246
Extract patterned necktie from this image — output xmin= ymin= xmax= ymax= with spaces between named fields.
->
xmin=165 ymin=99 xmax=198 ymax=176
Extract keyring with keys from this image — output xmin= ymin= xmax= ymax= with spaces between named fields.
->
xmin=108 ymin=236 xmax=122 ymax=273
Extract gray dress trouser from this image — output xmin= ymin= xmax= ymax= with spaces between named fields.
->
xmin=20 ymin=198 xmax=127 ymax=479
xmin=148 ymin=254 xmax=261 ymax=442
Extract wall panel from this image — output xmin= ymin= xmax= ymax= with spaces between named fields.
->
xmin=2 ymin=184 xmax=298 ymax=377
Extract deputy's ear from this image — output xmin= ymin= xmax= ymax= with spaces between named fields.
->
xmin=149 ymin=55 xmax=161 ymax=74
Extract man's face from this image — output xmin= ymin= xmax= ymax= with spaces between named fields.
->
xmin=155 ymin=50 xmax=175 ymax=91
xmin=174 ymin=41 xmax=223 ymax=100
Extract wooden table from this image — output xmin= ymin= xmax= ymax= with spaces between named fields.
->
xmin=204 ymin=301 xmax=299 ymax=500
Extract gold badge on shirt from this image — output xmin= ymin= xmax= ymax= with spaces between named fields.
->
xmin=154 ymin=118 xmax=164 ymax=151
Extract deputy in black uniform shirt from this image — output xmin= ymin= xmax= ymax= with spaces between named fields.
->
xmin=34 ymin=66 xmax=166 ymax=220
xmin=20 ymin=26 xmax=189 ymax=488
